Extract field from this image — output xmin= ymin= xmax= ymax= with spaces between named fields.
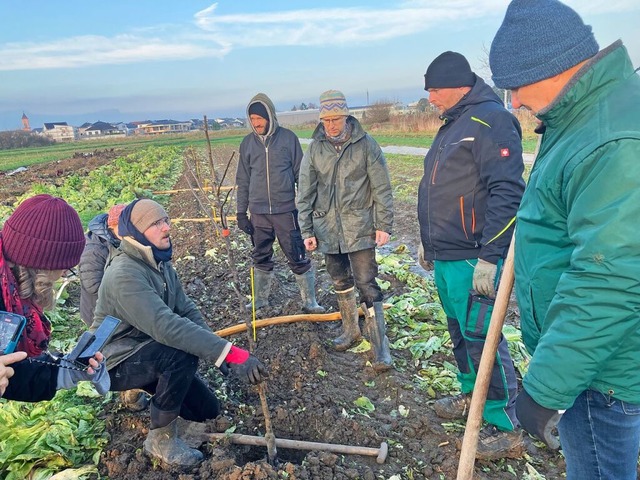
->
xmin=0 ymin=133 xmax=567 ymax=480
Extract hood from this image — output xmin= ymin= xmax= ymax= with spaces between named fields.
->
xmin=88 ymin=212 xmax=121 ymax=247
xmin=246 ymin=92 xmax=279 ymax=137
xmin=441 ymin=76 xmax=503 ymax=124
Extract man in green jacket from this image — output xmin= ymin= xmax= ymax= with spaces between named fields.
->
xmin=490 ymin=1 xmax=640 ymax=478
xmin=92 ymin=199 xmax=267 ymax=468
xmin=297 ymin=90 xmax=394 ymax=372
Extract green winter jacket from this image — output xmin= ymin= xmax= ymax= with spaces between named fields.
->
xmin=91 ymin=237 xmax=231 ymax=369
xmin=515 ymin=41 xmax=640 ymax=409
xmin=297 ymin=116 xmax=393 ymax=254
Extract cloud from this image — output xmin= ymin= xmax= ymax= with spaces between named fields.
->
xmin=0 ymin=33 xmax=229 ymax=71
xmin=193 ymin=2 xmax=508 ymax=47
xmin=1 ymin=0 xmax=637 ymax=71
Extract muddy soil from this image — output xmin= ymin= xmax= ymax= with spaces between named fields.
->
xmin=1 ymin=149 xmax=565 ymax=479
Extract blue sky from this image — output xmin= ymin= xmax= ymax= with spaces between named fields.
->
xmin=1 ymin=1 xmax=639 ymax=131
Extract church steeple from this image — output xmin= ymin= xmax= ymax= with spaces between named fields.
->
xmin=22 ymin=112 xmax=31 ymax=131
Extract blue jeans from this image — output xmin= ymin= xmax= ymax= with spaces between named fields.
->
xmin=558 ymin=389 xmax=640 ymax=480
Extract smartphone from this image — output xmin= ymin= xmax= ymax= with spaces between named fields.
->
xmin=67 ymin=315 xmax=121 ymax=365
xmin=0 ymin=311 xmax=27 ymax=354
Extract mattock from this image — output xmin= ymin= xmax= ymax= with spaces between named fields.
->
xmin=207 ymin=433 xmax=389 ymax=464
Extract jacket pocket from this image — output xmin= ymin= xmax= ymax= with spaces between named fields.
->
xmin=459 ymin=195 xmax=476 ymax=241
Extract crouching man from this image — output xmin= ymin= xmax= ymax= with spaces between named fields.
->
xmin=92 ymin=199 xmax=268 ymax=468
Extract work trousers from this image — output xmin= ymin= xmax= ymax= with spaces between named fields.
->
xmin=251 ymin=211 xmax=311 ymax=275
xmin=109 ymin=341 xmax=220 ymax=427
xmin=434 ymin=258 xmax=518 ymax=431
xmin=558 ymin=389 xmax=640 ymax=480
xmin=325 ymin=247 xmax=382 ymax=308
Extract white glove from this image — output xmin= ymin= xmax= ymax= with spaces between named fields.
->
xmin=57 ymin=356 xmax=111 ymax=395
xmin=472 ymin=259 xmax=497 ymax=297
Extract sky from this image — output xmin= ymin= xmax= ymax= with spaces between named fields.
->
xmin=1 ymin=1 xmax=639 ymax=131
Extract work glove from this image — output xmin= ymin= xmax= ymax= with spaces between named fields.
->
xmin=515 ymin=388 xmax=563 ymax=449
xmin=417 ymin=243 xmax=433 ymax=271
xmin=57 ymin=355 xmax=111 ymax=395
xmin=472 ymin=259 xmax=497 ymax=297
xmin=225 ymin=345 xmax=268 ymax=385
xmin=236 ymin=213 xmax=254 ymax=236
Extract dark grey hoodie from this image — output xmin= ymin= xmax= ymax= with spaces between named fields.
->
xmin=236 ymin=93 xmax=303 ymax=215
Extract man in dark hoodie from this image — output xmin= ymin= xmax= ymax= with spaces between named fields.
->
xmin=417 ymin=52 xmax=526 ymax=459
xmin=236 ymin=93 xmax=324 ymax=314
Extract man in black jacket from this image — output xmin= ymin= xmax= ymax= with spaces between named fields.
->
xmin=236 ymin=93 xmax=324 ymax=314
xmin=418 ymin=51 xmax=525 ymax=459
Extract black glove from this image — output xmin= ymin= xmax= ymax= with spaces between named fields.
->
xmin=230 ymin=355 xmax=268 ymax=385
xmin=515 ymin=388 xmax=563 ymax=449
xmin=236 ymin=213 xmax=254 ymax=236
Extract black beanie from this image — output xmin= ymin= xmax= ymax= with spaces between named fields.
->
xmin=424 ymin=51 xmax=476 ymax=90
xmin=248 ymin=102 xmax=269 ymax=120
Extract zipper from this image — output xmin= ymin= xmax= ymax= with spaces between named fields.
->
xmin=265 ymin=144 xmax=272 ymax=213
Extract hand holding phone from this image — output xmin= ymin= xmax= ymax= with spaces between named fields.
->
xmin=66 ymin=315 xmax=120 ymax=367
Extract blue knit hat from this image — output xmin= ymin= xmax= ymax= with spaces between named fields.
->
xmin=490 ymin=0 xmax=599 ymax=89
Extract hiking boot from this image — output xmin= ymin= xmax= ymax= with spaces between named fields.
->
xmin=475 ymin=425 xmax=524 ymax=461
xmin=433 ymin=393 xmax=471 ymax=419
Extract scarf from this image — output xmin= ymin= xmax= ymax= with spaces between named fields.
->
xmin=325 ymin=122 xmax=352 ymax=153
xmin=119 ymin=200 xmax=173 ymax=263
xmin=0 ymin=236 xmax=51 ymax=357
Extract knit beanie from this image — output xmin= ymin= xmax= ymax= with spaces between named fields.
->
xmin=490 ymin=0 xmax=599 ymax=89
xmin=1 ymin=194 xmax=85 ymax=270
xmin=424 ymin=52 xmax=476 ymax=90
xmin=248 ymin=102 xmax=269 ymax=120
xmin=130 ymin=199 xmax=168 ymax=232
xmin=319 ymin=90 xmax=349 ymax=119
xmin=107 ymin=203 xmax=126 ymax=230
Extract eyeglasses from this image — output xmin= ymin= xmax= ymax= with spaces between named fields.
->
xmin=150 ymin=217 xmax=171 ymax=229
xmin=62 ymin=268 xmax=77 ymax=279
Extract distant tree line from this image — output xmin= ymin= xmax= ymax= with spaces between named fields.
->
xmin=0 ymin=131 xmax=55 ymax=150
xmin=290 ymin=102 xmax=318 ymax=111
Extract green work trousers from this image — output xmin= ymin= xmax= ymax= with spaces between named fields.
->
xmin=434 ymin=258 xmax=518 ymax=431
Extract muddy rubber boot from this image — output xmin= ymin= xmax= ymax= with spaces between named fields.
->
xmin=295 ymin=267 xmax=326 ymax=314
xmin=367 ymin=302 xmax=393 ymax=372
xmin=245 ymin=268 xmax=273 ymax=311
xmin=333 ymin=288 xmax=362 ymax=351
xmin=144 ymin=406 xmax=203 ymax=467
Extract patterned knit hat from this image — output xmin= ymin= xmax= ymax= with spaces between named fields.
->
xmin=319 ymin=90 xmax=349 ymax=119
xmin=490 ymin=0 xmax=599 ymax=89
xmin=130 ymin=199 xmax=168 ymax=232
xmin=107 ymin=203 xmax=126 ymax=231
xmin=1 ymin=194 xmax=85 ymax=270
xmin=424 ymin=51 xmax=476 ymax=90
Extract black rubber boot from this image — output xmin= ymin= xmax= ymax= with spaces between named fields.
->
xmin=144 ymin=405 xmax=203 ymax=467
xmin=333 ymin=288 xmax=362 ymax=351
xmin=246 ymin=268 xmax=273 ymax=310
xmin=367 ymin=302 xmax=393 ymax=372
xmin=295 ymin=267 xmax=326 ymax=314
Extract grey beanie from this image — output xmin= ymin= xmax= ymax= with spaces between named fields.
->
xmin=490 ymin=0 xmax=599 ymax=89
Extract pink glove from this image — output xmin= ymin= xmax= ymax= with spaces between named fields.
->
xmin=225 ymin=345 xmax=250 ymax=364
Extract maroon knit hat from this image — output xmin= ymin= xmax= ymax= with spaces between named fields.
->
xmin=1 ymin=194 xmax=85 ymax=270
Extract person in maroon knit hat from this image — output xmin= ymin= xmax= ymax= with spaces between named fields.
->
xmin=0 ymin=194 xmax=109 ymax=401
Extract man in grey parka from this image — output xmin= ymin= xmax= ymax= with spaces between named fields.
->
xmin=236 ymin=93 xmax=324 ymax=314
xmin=297 ymin=90 xmax=394 ymax=372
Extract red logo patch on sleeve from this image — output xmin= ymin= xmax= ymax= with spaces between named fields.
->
xmin=500 ymin=148 xmax=510 ymax=157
